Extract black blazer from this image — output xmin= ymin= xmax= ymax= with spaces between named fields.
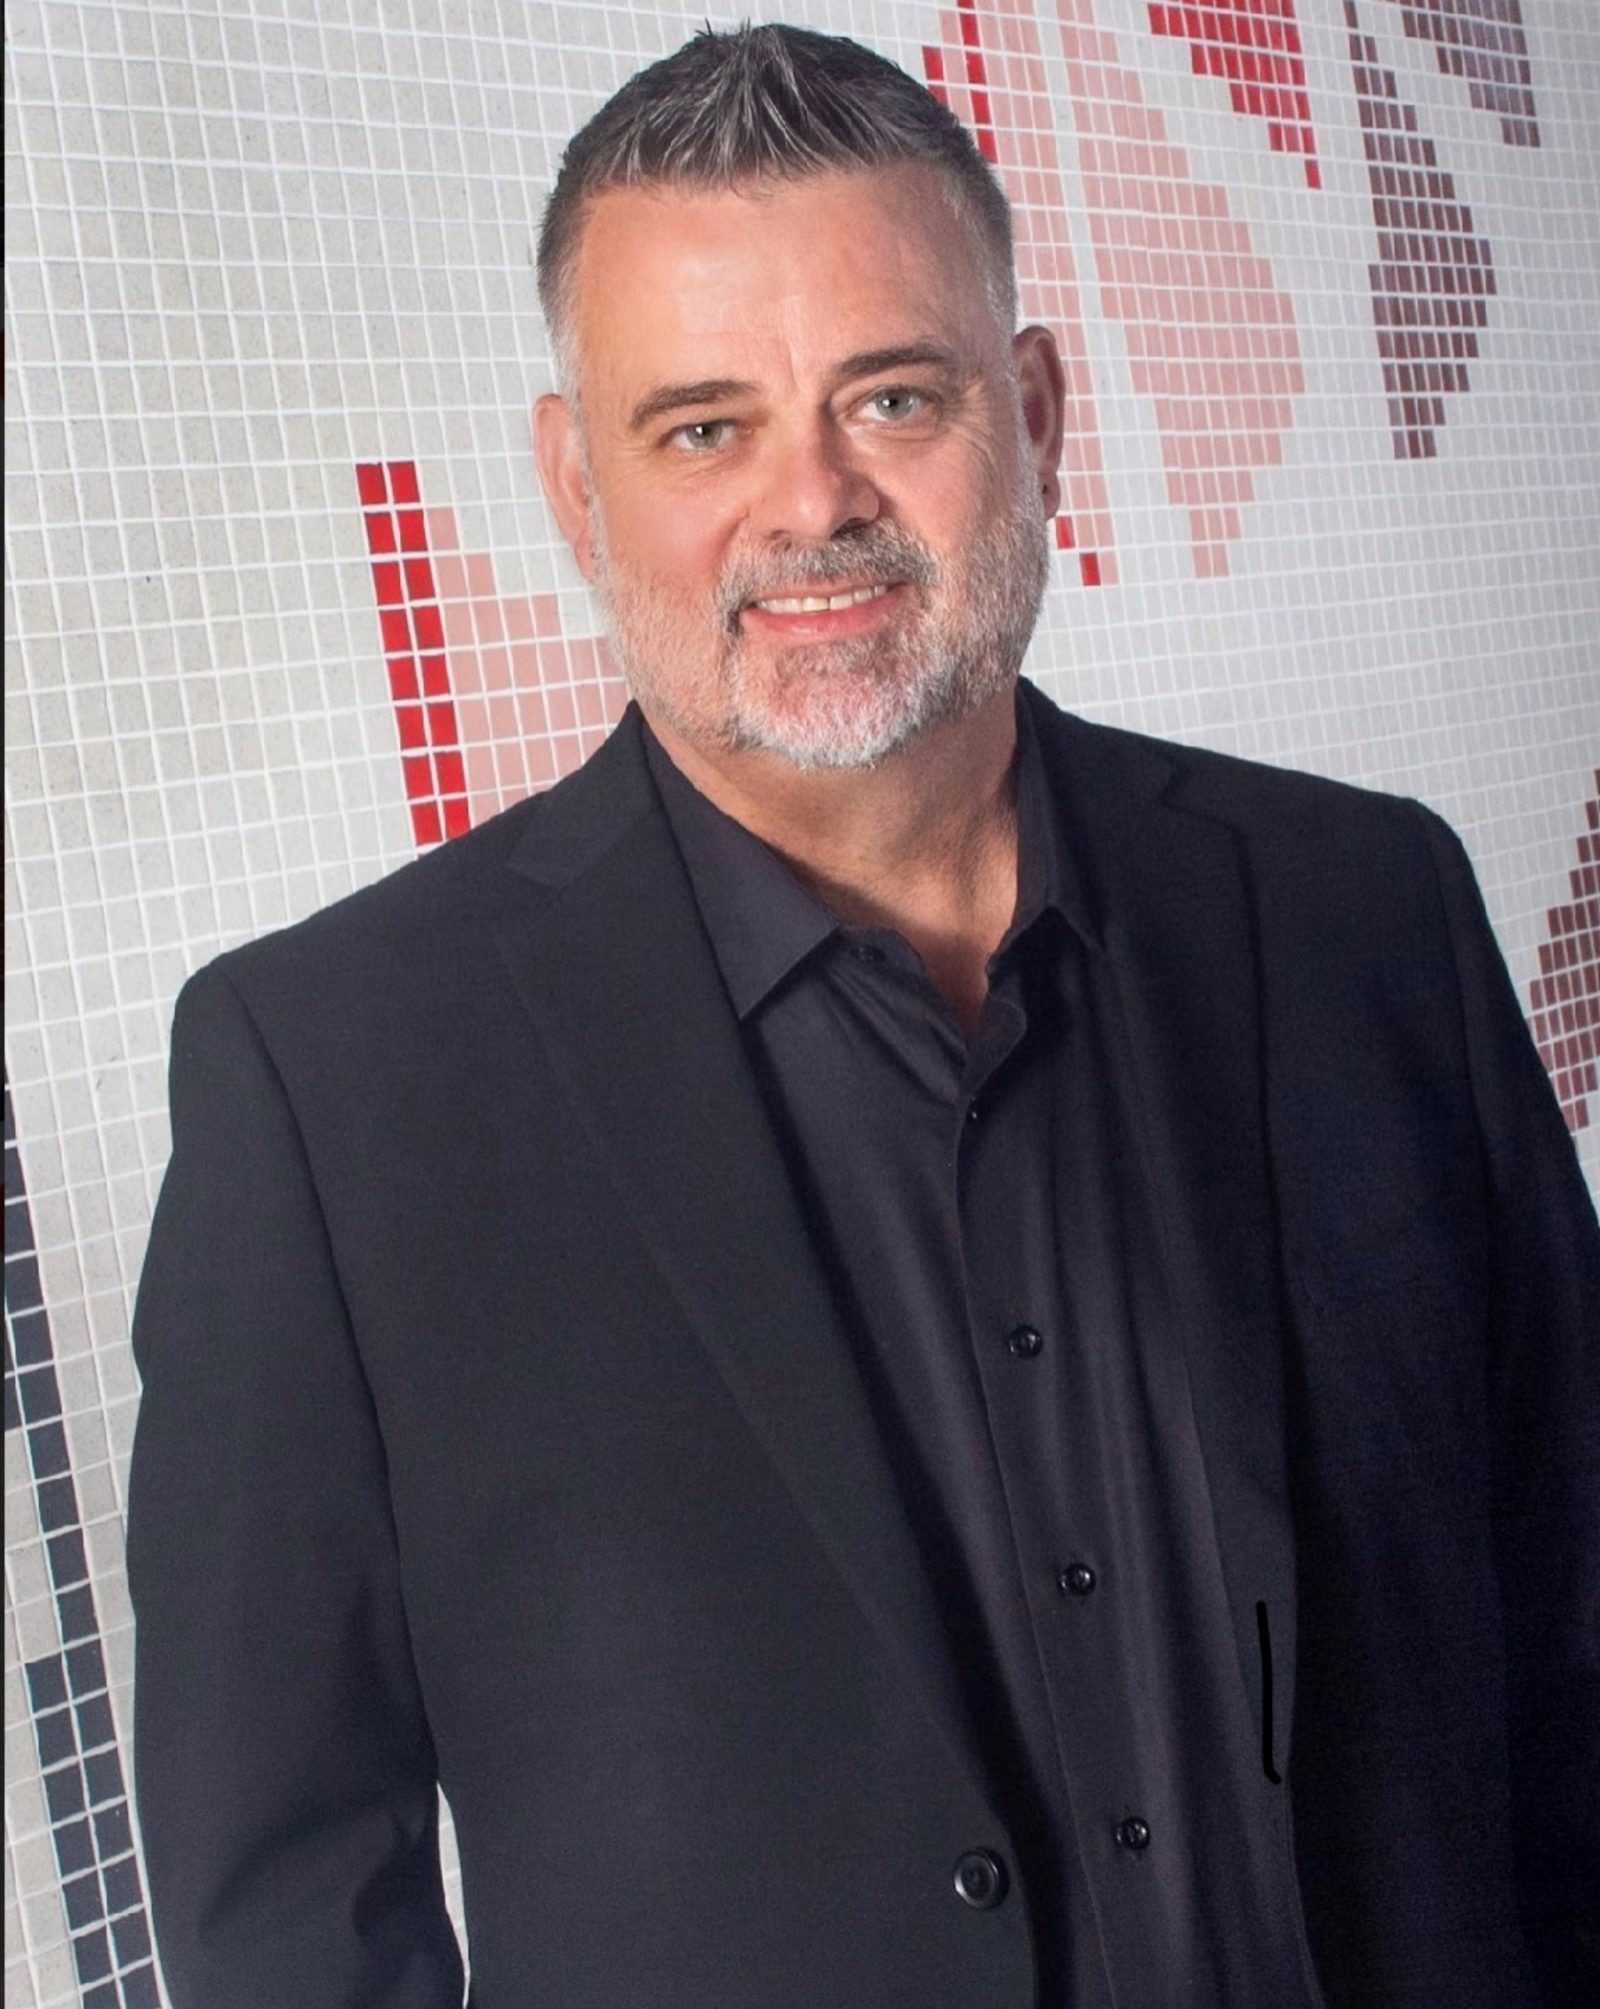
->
xmin=128 ymin=683 xmax=1600 ymax=2008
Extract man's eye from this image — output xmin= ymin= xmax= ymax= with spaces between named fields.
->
xmin=864 ymin=387 xmax=930 ymax=422
xmin=669 ymin=419 xmax=736 ymax=453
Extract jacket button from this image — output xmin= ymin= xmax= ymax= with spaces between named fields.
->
xmin=952 ymin=1848 xmax=1008 ymax=1909
xmin=1059 ymin=1563 xmax=1096 ymax=1597
xmin=1006 ymin=1324 xmax=1043 ymax=1359
xmin=1115 ymin=1817 xmax=1151 ymax=1853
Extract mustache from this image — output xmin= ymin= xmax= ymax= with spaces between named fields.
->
xmin=715 ymin=524 xmax=940 ymax=626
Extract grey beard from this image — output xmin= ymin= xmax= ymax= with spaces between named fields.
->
xmin=722 ymin=505 xmax=1049 ymax=770
xmin=591 ymin=493 xmax=1050 ymax=772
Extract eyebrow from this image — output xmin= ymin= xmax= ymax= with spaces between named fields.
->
xmin=628 ymin=379 xmax=760 ymax=433
xmin=830 ymin=342 xmax=964 ymax=385
xmin=625 ymin=343 xmax=966 ymax=434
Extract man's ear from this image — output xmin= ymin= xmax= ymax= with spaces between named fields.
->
xmin=533 ymin=393 xmax=598 ymax=580
xmin=1012 ymin=325 xmax=1067 ymax=518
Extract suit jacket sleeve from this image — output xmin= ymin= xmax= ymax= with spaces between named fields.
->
xmin=126 ymin=962 xmax=465 ymax=2008
xmin=1419 ymin=807 xmax=1600 ymax=2006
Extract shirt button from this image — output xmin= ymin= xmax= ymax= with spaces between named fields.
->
xmin=1058 ymin=1563 xmax=1096 ymax=1597
xmin=952 ymin=1848 xmax=1008 ymax=1909
xmin=966 ymin=1100 xmax=981 ymax=1124
xmin=1115 ymin=1817 xmax=1152 ymax=1853
xmin=849 ymin=941 xmax=886 ymax=964
xmin=1006 ymin=1324 xmax=1043 ymax=1359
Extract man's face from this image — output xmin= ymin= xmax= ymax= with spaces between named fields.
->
xmin=537 ymin=163 xmax=1063 ymax=771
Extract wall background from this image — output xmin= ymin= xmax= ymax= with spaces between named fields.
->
xmin=5 ymin=1 xmax=1596 ymax=2001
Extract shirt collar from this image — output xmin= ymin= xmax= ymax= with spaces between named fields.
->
xmin=644 ymin=725 xmax=836 ymax=1019
xmin=643 ymin=681 xmax=1097 ymax=1024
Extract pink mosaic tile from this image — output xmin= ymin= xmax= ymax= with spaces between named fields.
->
xmin=925 ymin=0 xmax=1118 ymax=586
xmin=1055 ymin=0 xmax=1304 ymax=576
xmin=360 ymin=463 xmax=624 ymax=833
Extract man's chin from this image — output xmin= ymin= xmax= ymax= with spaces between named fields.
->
xmin=729 ymin=721 xmax=909 ymax=773
xmin=726 ymin=657 xmax=984 ymax=772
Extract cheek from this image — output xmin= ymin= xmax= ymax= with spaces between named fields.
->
xmin=886 ymin=440 xmax=1010 ymax=551
xmin=609 ymin=482 xmax=731 ymax=602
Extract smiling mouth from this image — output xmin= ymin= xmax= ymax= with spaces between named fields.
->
xmin=748 ymin=581 xmax=898 ymax=616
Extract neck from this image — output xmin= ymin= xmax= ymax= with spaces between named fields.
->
xmin=645 ymin=681 xmax=1024 ymax=1035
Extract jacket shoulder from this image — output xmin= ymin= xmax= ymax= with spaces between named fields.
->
xmin=1023 ymin=687 xmax=1470 ymax=976
xmin=193 ymin=700 xmax=656 ymax=1014
xmin=1038 ymin=697 xmax=1430 ymax=838
xmin=201 ymin=788 xmax=545 ymax=1008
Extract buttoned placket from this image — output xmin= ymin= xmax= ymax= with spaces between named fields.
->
xmin=646 ymin=699 xmax=1321 ymax=2006
xmin=951 ymin=942 xmax=1166 ymax=1980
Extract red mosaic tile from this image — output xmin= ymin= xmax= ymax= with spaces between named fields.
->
xmin=1147 ymin=0 xmax=1321 ymax=188
xmin=358 ymin=460 xmax=471 ymax=853
xmin=360 ymin=477 xmax=628 ymax=828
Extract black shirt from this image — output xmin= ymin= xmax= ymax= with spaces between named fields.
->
xmin=643 ymin=691 xmax=1316 ymax=2007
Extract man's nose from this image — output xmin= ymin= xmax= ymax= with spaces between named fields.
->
xmin=749 ymin=418 xmax=882 ymax=543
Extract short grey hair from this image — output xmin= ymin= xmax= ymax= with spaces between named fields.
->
xmin=536 ymin=22 xmax=1017 ymax=394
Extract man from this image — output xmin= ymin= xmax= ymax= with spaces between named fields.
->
xmin=127 ymin=24 xmax=1598 ymax=2009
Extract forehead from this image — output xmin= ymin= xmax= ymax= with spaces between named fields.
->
xmin=569 ymin=164 xmax=1002 ymax=396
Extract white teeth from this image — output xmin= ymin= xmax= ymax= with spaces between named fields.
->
xmin=755 ymin=583 xmax=892 ymax=615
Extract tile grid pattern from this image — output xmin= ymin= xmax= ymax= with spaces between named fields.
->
xmin=356 ymin=459 xmax=472 ymax=849
xmin=6 ymin=3 xmax=1598 ymax=2002
xmin=6 ymin=1082 xmax=157 ymax=2009
xmin=925 ymin=0 xmax=1120 ymax=581
xmin=1384 ymin=0 xmax=1539 ymax=146
xmin=1528 ymin=777 xmax=1600 ymax=1130
xmin=1148 ymin=1 xmax=1322 ymax=187
xmin=1347 ymin=0 xmax=1496 ymax=459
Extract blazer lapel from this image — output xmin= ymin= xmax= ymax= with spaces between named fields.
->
xmin=493 ymin=709 xmax=992 ymax=1809
xmin=1031 ymin=691 xmax=1299 ymax=1785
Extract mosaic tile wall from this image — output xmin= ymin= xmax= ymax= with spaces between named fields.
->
xmin=5 ymin=2 xmax=1597 ymax=2001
